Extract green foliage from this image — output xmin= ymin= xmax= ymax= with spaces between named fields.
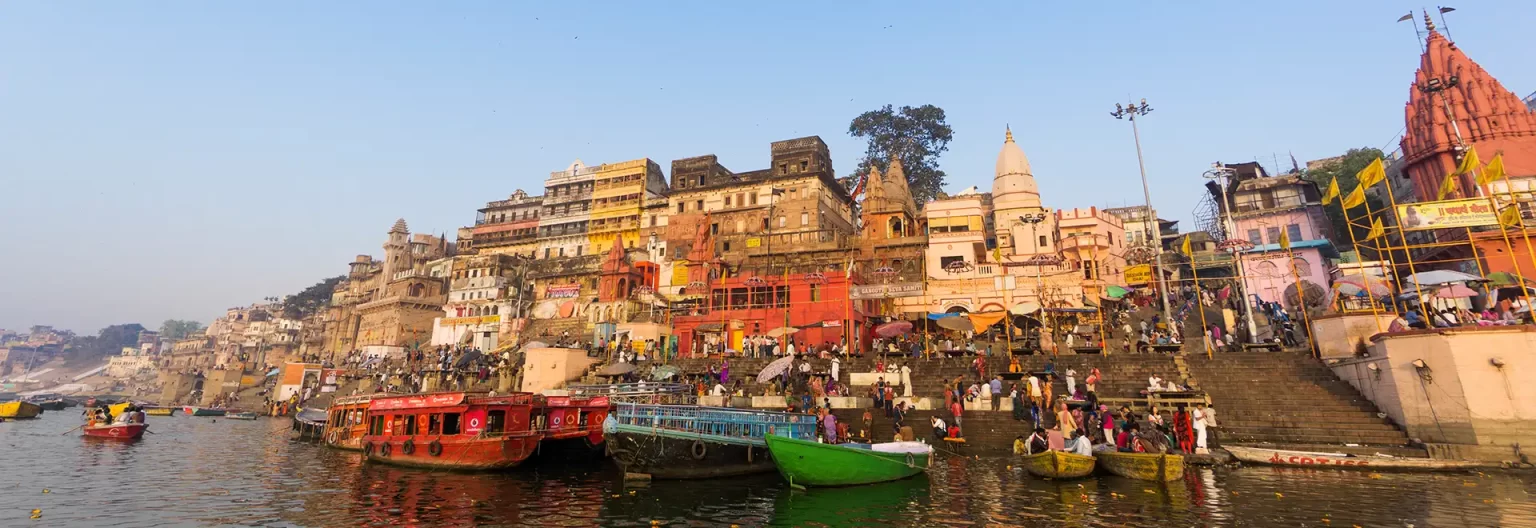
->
xmin=65 ymin=323 xmax=146 ymax=363
xmin=1303 ymin=147 xmax=1387 ymax=256
xmin=158 ymin=319 xmax=203 ymax=340
xmin=282 ymin=275 xmax=345 ymax=319
xmin=847 ymin=104 xmax=954 ymax=207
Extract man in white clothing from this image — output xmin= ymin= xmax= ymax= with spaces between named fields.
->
xmin=1192 ymin=404 xmax=1209 ymax=453
xmin=830 ymin=357 xmax=841 ymax=383
xmin=1147 ymin=375 xmax=1163 ymax=392
xmin=900 ymin=363 xmax=913 ymax=397
xmin=1065 ymin=368 xmax=1077 ymax=396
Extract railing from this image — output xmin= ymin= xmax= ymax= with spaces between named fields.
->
xmin=567 ymin=383 xmax=694 ymax=404
xmin=612 ymin=402 xmax=818 ymax=442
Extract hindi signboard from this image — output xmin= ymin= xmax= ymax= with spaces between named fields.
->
xmin=546 ymin=284 xmax=581 ymax=298
xmin=1125 ymin=264 xmax=1153 ymax=285
xmin=1396 ymin=199 xmax=1498 ymax=231
xmin=440 ymin=315 xmax=501 ymax=326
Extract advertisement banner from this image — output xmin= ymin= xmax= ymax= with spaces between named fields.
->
xmin=546 ymin=284 xmax=581 ymax=298
xmin=1125 ymin=264 xmax=1152 ymax=285
xmin=671 ymin=263 xmax=689 ymax=286
xmin=850 ymin=282 xmax=924 ymax=300
xmin=440 ymin=315 xmax=501 ymax=326
xmin=1397 ymin=199 xmax=1498 ymax=231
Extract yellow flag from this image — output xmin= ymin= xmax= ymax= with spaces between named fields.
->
xmin=1356 ymin=158 xmax=1386 ymax=189
xmin=1455 ymin=146 xmax=1481 ymax=176
xmin=1364 ymin=217 xmax=1385 ymax=241
xmin=1499 ymin=204 xmax=1523 ymax=229
xmin=1437 ymin=171 xmax=1459 ymax=201
xmin=1321 ymin=178 xmax=1340 ymax=205
xmin=992 ymin=246 xmax=1002 ymax=263
xmin=1181 ymin=235 xmax=1193 ymax=256
xmin=1278 ymin=229 xmax=1290 ymax=251
xmin=1478 ymin=153 xmax=1506 ymax=186
xmin=1341 ymin=185 xmax=1366 ymax=209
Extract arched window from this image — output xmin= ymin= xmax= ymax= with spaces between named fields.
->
xmin=1292 ymin=257 xmax=1311 ymax=277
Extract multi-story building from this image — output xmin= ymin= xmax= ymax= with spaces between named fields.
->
xmin=430 ymin=253 xmax=530 ymax=351
xmin=470 ymin=190 xmax=543 ymax=258
xmin=587 ymin=159 xmax=668 ymax=255
xmin=856 ymin=157 xmax=929 ymax=318
xmin=353 ymin=219 xmax=448 ymax=359
xmin=1227 ymin=175 xmax=1337 ymax=305
xmin=538 ymin=161 xmax=598 ymax=260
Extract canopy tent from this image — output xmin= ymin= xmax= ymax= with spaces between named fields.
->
xmin=1009 ymin=302 xmax=1041 ymax=315
xmin=1403 ymin=270 xmax=1484 ymax=286
xmin=967 ymin=311 xmax=1007 ymax=331
xmin=1487 ymin=272 xmax=1534 ymax=288
xmin=765 ymin=327 xmax=801 ymax=338
xmin=650 ymin=365 xmax=681 ymax=381
xmin=1103 ymin=285 xmax=1132 ymax=299
xmin=936 ymin=317 xmax=974 ymax=332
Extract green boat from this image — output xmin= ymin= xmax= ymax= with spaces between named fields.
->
xmin=764 ymin=434 xmax=932 ymax=488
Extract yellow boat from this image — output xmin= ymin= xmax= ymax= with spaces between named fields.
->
xmin=1095 ymin=451 xmax=1185 ymax=481
xmin=145 ymin=407 xmax=177 ymax=416
xmin=1021 ymin=450 xmax=1096 ymax=479
xmin=0 ymin=401 xmax=43 ymax=419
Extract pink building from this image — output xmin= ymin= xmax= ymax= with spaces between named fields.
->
xmin=1228 ymin=175 xmax=1337 ymax=306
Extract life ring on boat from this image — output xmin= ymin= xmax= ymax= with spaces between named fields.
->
xmin=906 ymin=453 xmax=916 ymax=467
xmin=380 ymin=442 xmax=392 ymax=458
xmin=691 ymin=440 xmax=707 ymax=460
xmin=428 ymin=440 xmax=443 ymax=457
xmin=327 ymin=430 xmax=339 ymax=444
xmin=363 ymin=442 xmax=374 ymax=456
xmin=402 ymin=439 xmax=416 ymax=455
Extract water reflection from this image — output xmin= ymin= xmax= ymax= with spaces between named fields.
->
xmin=1 ymin=411 xmax=1532 ymax=527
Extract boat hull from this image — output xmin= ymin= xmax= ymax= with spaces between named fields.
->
xmin=83 ymin=423 xmax=147 ymax=440
xmin=0 ymin=401 xmax=43 ymax=419
xmin=606 ymin=429 xmax=775 ymax=479
xmin=182 ymin=407 xmax=227 ymax=417
xmin=1225 ymin=445 xmax=1494 ymax=471
xmin=34 ymin=400 xmax=67 ymax=411
xmin=1095 ymin=452 xmax=1185 ymax=481
xmin=226 ymin=412 xmax=258 ymax=420
xmin=1021 ymin=451 xmax=1096 ymax=479
xmin=363 ymin=433 xmax=540 ymax=471
xmin=144 ymin=407 xmax=177 ymax=416
xmin=765 ymin=435 xmax=928 ymax=487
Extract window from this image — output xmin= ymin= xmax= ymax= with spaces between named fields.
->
xmin=710 ymin=223 xmax=719 ymax=235
xmin=1287 ymin=224 xmax=1303 ymax=243
xmin=801 ymin=212 xmax=809 ymax=226
xmin=736 ymin=193 xmax=745 ymax=207
xmin=1293 ymin=257 xmax=1311 ymax=276
xmin=369 ymin=415 xmax=384 ymax=435
xmin=778 ymin=216 xmax=786 ymax=228
xmin=1266 ymin=227 xmax=1282 ymax=245
xmin=1247 ymin=229 xmax=1262 ymax=246
xmin=576 ymin=245 xmax=582 ymax=256
xmin=677 ymin=203 xmax=685 ymax=213
xmin=649 ymin=215 xmax=657 ymax=227
xmin=940 ymin=255 xmax=965 ymax=269
xmin=404 ymin=415 xmax=417 ymax=435
xmin=1084 ymin=261 xmax=1096 ymax=280
xmin=487 ymin=410 xmax=505 ymax=434
xmin=1038 ymin=235 xmax=1048 ymax=247
xmin=723 ymin=242 xmax=731 ymax=251
xmin=443 ymin=413 xmax=462 ymax=435
xmin=696 ymin=200 xmax=704 ymax=211
xmin=810 ymin=284 xmax=822 ymax=302
xmin=779 ymin=163 xmax=787 ymax=174
xmin=544 ymin=248 xmax=551 ymax=259
xmin=800 ymin=161 xmax=809 ymax=172
xmin=725 ymin=195 xmax=732 ymax=207
xmin=750 ymin=193 xmax=758 ymax=206
xmin=558 ymin=247 xmax=565 ymax=257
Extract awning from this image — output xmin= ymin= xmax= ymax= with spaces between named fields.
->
xmin=265 ymin=368 xmax=279 ymax=377
xmin=1009 ymin=302 xmax=1040 ymax=315
xmin=967 ymin=311 xmax=1007 ymax=330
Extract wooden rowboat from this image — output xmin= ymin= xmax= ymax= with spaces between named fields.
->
xmin=182 ymin=406 xmax=227 ymax=417
xmin=83 ymin=423 xmax=148 ymax=440
xmin=1225 ymin=445 xmax=1496 ymax=471
xmin=765 ymin=434 xmax=931 ymax=487
xmin=0 ymin=401 xmax=43 ymax=419
xmin=226 ymin=412 xmax=258 ymax=420
xmin=1095 ymin=451 xmax=1184 ymax=481
xmin=144 ymin=407 xmax=177 ymax=416
xmin=1020 ymin=450 xmax=1096 ymax=479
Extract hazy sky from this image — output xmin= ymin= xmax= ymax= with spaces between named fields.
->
xmin=2 ymin=2 xmax=1531 ymax=333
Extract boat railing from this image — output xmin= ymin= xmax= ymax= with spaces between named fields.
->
xmin=567 ymin=383 xmax=696 ymax=404
xmin=613 ymin=402 xmax=818 ymax=441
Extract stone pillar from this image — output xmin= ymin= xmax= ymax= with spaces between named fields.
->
xmin=497 ymin=369 xmax=515 ymax=394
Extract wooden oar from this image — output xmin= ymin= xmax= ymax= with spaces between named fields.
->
xmin=60 ymin=424 xmax=85 ymax=435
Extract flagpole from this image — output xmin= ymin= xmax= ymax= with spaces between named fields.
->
xmin=1191 ymin=257 xmax=1211 ymax=359
xmin=1479 ymin=176 xmax=1535 ymax=310
xmin=844 ymin=258 xmax=852 ymax=356
xmin=1372 ymin=176 xmax=1433 ymax=325
xmin=1092 ymin=235 xmax=1109 ymax=355
xmin=1337 ymin=192 xmax=1387 ymax=333
xmin=1493 ymin=169 xmax=1536 ymax=275
xmin=1284 ymin=243 xmax=1318 ymax=357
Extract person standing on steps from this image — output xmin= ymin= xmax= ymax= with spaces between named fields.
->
xmin=1191 ymin=403 xmax=1209 ymax=454
xmin=1064 ymin=367 xmax=1077 ymax=396
xmin=830 ymin=356 xmax=840 ymax=385
xmin=1199 ymin=402 xmax=1218 ymax=449
xmin=989 ymin=375 xmax=1003 ymax=412
xmin=900 ymin=362 xmax=913 ymax=397
xmin=873 ymin=377 xmax=885 ymax=414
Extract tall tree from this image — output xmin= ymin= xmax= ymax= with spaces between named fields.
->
xmin=847 ymin=104 xmax=954 ymax=207
xmin=1303 ymin=147 xmax=1387 ymax=258
xmin=159 ymin=319 xmax=204 ymax=340
xmin=281 ymin=275 xmax=345 ymax=319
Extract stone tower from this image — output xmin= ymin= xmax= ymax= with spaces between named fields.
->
xmin=382 ymin=218 xmax=410 ymax=281
xmin=991 ymin=127 xmax=1057 ymax=257
xmin=1400 ymin=13 xmax=1536 ymax=202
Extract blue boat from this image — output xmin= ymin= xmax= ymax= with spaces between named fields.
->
xmin=603 ymin=403 xmax=819 ymax=479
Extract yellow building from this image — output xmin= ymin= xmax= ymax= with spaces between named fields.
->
xmin=587 ymin=158 xmax=667 ymax=255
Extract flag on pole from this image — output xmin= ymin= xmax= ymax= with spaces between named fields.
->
xmin=1437 ymin=171 xmax=1459 ymax=200
xmin=1278 ymin=229 xmax=1291 ymax=251
xmin=1478 ymin=153 xmax=1506 ymax=186
xmin=1397 ymin=12 xmax=1414 ymax=22
xmin=1322 ymin=177 xmax=1340 ymax=205
xmin=1454 ymin=146 xmax=1481 ymax=176
xmin=992 ymin=245 xmax=1002 ymax=263
xmin=1341 ymin=184 xmax=1366 ymax=209
xmin=1364 ymin=217 xmax=1385 ymax=241
xmin=1356 ymin=158 xmax=1386 ymax=189
xmin=1439 ymin=7 xmax=1456 ymax=14
xmin=1499 ymin=204 xmax=1524 ymax=229
xmin=1181 ymin=236 xmax=1193 ymax=257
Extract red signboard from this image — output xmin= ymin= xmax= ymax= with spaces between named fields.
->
xmin=464 ymin=408 xmax=487 ymax=435
xmin=369 ymin=392 xmax=468 ymax=411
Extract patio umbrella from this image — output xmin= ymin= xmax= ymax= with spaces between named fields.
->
xmin=765 ymin=327 xmax=801 ymax=338
xmin=1333 ymin=275 xmax=1392 ymax=297
xmin=453 ymin=350 xmax=485 ymax=369
xmin=756 ymin=355 xmax=795 ymax=383
xmin=937 ymin=316 xmax=975 ymax=332
xmin=874 ymin=321 xmax=913 ymax=338
xmin=1435 ymin=283 xmax=1480 ymax=299
xmin=650 ymin=365 xmax=681 ymax=381
xmin=1486 ymin=272 xmax=1533 ymax=288
xmin=1104 ymin=285 xmax=1131 ymax=299
xmin=1403 ymin=270 xmax=1483 ymax=286
xmin=597 ymin=362 xmax=637 ymax=376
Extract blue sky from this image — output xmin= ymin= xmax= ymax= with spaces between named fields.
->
xmin=2 ymin=2 xmax=1531 ymax=333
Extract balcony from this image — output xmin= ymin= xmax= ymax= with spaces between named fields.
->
xmin=543 ymin=191 xmax=592 ymax=206
xmin=742 ymin=229 xmax=850 ymax=256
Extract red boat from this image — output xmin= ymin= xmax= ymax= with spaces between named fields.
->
xmin=361 ymin=392 xmax=541 ymax=471
xmin=534 ymin=394 xmax=610 ymax=448
xmin=83 ymin=423 xmax=148 ymax=440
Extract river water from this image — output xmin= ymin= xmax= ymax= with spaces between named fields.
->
xmin=2 ymin=411 xmax=1533 ymax=527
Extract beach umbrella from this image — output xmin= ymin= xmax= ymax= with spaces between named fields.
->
xmin=1435 ymin=283 xmax=1480 ymax=299
xmin=765 ymin=326 xmax=801 ymax=338
xmin=1104 ymin=285 xmax=1131 ymax=299
xmin=1333 ymin=275 xmax=1392 ymax=296
xmin=874 ymin=321 xmax=913 ymax=338
xmin=1403 ymin=270 xmax=1483 ymax=286
xmin=937 ymin=316 xmax=974 ymax=332
xmin=650 ymin=365 xmax=681 ymax=381
xmin=756 ymin=355 xmax=795 ymax=383
xmin=597 ymin=362 xmax=637 ymax=376
xmin=453 ymin=350 xmax=485 ymax=369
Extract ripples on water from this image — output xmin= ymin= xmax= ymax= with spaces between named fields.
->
xmin=2 ymin=411 xmax=1533 ymax=527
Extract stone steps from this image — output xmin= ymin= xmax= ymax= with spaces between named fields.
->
xmin=1188 ymin=352 xmax=1409 ymax=448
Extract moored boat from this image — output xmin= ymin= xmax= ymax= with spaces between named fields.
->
xmin=361 ymin=391 xmax=542 ymax=471
xmin=764 ymin=434 xmax=931 ymax=487
xmin=33 ymin=399 xmax=67 ymax=411
xmin=533 ymin=394 xmax=610 ymax=449
xmin=144 ymin=407 xmax=177 ymax=416
xmin=0 ymin=401 xmax=43 ymax=419
xmin=182 ymin=406 xmax=227 ymax=417
xmin=226 ymin=412 xmax=258 ymax=420
xmin=602 ymin=403 xmax=819 ymax=479
xmin=322 ymin=394 xmax=377 ymax=450
xmin=293 ymin=407 xmax=328 ymax=441
xmin=1225 ymin=445 xmax=1495 ymax=471
xmin=82 ymin=423 xmax=148 ymax=440
xmin=1095 ymin=451 xmax=1185 ymax=481
xmin=1020 ymin=450 xmax=1096 ymax=479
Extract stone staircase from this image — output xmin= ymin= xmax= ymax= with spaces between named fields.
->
xmin=1185 ymin=351 xmax=1412 ymax=447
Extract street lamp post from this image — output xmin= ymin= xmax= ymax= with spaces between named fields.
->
xmin=1110 ymin=99 xmax=1174 ymax=327
xmin=1017 ymin=214 xmax=1053 ymax=353
xmin=1204 ymin=164 xmax=1260 ymax=344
